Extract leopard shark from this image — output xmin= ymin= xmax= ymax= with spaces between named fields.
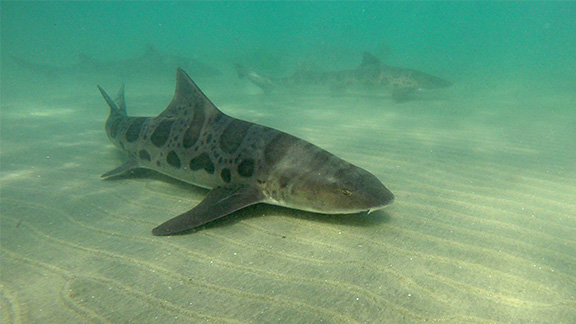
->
xmin=13 ymin=45 xmax=221 ymax=79
xmin=236 ymin=52 xmax=452 ymax=101
xmin=98 ymin=68 xmax=394 ymax=235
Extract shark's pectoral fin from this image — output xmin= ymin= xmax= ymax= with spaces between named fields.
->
xmin=101 ymin=157 xmax=140 ymax=178
xmin=152 ymin=185 xmax=265 ymax=236
xmin=390 ymin=86 xmax=417 ymax=102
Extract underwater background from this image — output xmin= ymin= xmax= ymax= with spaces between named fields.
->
xmin=1 ymin=1 xmax=575 ymax=323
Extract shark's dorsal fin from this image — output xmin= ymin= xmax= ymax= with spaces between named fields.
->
xmin=159 ymin=68 xmax=223 ymax=118
xmin=359 ymin=52 xmax=381 ymax=68
xmin=78 ymin=52 xmax=98 ymax=66
xmin=144 ymin=44 xmax=158 ymax=58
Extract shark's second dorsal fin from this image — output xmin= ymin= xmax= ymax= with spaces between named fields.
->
xmin=159 ymin=68 xmax=223 ymax=119
xmin=359 ymin=52 xmax=382 ymax=68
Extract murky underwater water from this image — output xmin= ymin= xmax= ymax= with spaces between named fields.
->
xmin=1 ymin=2 xmax=575 ymax=323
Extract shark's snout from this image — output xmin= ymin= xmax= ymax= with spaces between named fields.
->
xmin=354 ymin=171 xmax=394 ymax=212
xmin=282 ymin=163 xmax=394 ymax=215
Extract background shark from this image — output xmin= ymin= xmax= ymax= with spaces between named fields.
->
xmin=12 ymin=45 xmax=222 ymax=79
xmin=236 ymin=52 xmax=452 ymax=101
xmin=98 ymin=68 xmax=394 ymax=235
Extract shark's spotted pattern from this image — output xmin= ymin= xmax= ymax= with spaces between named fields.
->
xmin=189 ymin=153 xmax=215 ymax=174
xmin=98 ymin=68 xmax=394 ymax=235
xmin=138 ymin=150 xmax=151 ymax=161
xmin=151 ymin=120 xmax=173 ymax=147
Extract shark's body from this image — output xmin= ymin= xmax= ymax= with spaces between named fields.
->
xmin=14 ymin=46 xmax=221 ymax=79
xmin=236 ymin=52 xmax=452 ymax=101
xmin=98 ymin=69 xmax=394 ymax=235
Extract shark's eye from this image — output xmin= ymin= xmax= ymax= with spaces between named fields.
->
xmin=341 ymin=189 xmax=352 ymax=196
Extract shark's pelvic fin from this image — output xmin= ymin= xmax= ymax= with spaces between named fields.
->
xmin=101 ymin=157 xmax=140 ymax=179
xmin=152 ymin=185 xmax=265 ymax=236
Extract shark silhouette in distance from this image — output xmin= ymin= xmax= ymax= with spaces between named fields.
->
xmin=12 ymin=45 xmax=222 ymax=79
xmin=236 ymin=52 xmax=452 ymax=101
xmin=97 ymin=68 xmax=394 ymax=235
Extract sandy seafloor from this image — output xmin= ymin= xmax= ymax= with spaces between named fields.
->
xmin=1 ymin=66 xmax=575 ymax=324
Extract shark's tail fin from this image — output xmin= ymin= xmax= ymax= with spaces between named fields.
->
xmin=234 ymin=64 xmax=275 ymax=93
xmin=234 ymin=64 xmax=249 ymax=79
xmin=97 ymin=84 xmax=127 ymax=116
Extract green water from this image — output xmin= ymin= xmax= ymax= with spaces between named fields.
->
xmin=1 ymin=2 xmax=575 ymax=323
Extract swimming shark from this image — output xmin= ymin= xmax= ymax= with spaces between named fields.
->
xmin=98 ymin=68 xmax=394 ymax=235
xmin=13 ymin=45 xmax=222 ymax=79
xmin=236 ymin=52 xmax=452 ymax=101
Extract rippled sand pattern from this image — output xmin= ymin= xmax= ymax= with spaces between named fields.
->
xmin=1 ymin=80 xmax=575 ymax=323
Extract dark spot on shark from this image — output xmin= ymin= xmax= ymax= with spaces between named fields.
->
xmin=220 ymin=120 xmax=252 ymax=154
xmin=278 ymin=175 xmax=289 ymax=189
xmin=189 ymin=153 xmax=214 ymax=174
xmin=151 ymin=119 xmax=174 ymax=147
xmin=107 ymin=116 xmax=122 ymax=138
xmin=182 ymin=109 xmax=205 ymax=148
xmin=167 ymin=151 xmax=181 ymax=168
xmin=156 ymin=160 xmax=161 ymax=167
xmin=238 ymin=158 xmax=255 ymax=177
xmin=265 ymin=133 xmax=298 ymax=165
xmin=213 ymin=113 xmax=224 ymax=124
xmin=139 ymin=149 xmax=151 ymax=161
xmin=126 ymin=117 xmax=147 ymax=142
xmin=221 ymin=168 xmax=231 ymax=183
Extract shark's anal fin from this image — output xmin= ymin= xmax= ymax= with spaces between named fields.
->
xmin=152 ymin=185 xmax=265 ymax=236
xmin=101 ymin=157 xmax=140 ymax=178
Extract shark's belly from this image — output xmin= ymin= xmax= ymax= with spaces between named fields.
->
xmin=144 ymin=160 xmax=222 ymax=189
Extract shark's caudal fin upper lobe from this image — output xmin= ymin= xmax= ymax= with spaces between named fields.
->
xmin=97 ymin=84 xmax=127 ymax=116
